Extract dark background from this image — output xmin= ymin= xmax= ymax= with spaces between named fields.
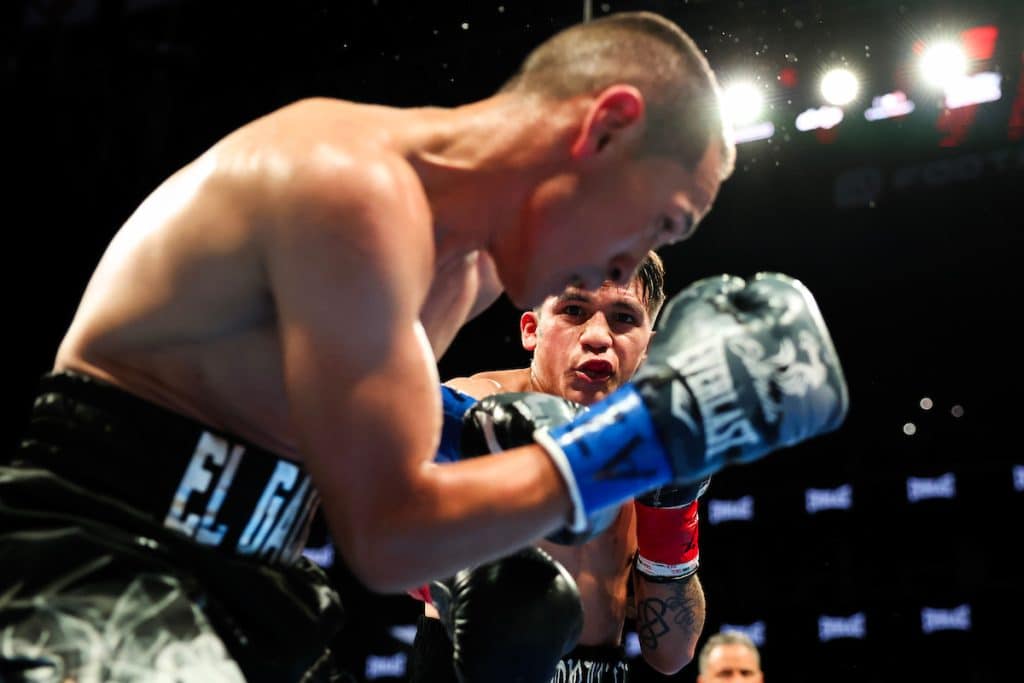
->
xmin=5 ymin=0 xmax=1023 ymax=681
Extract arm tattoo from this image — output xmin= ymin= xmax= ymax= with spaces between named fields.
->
xmin=636 ymin=579 xmax=702 ymax=650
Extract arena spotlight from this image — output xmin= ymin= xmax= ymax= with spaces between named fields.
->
xmin=722 ymin=81 xmax=766 ymax=128
xmin=820 ymin=68 xmax=860 ymax=106
xmin=920 ymin=41 xmax=968 ymax=89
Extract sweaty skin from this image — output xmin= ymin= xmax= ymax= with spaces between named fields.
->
xmin=448 ymin=368 xmax=637 ymax=647
xmin=54 ymin=96 xmax=723 ymax=592
xmin=442 ymin=278 xmax=704 ymax=674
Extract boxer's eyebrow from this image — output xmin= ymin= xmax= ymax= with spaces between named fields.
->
xmin=557 ymin=289 xmax=590 ymax=304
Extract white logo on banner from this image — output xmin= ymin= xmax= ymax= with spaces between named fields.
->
xmin=302 ymin=542 xmax=335 ymax=569
xmin=921 ymin=605 xmax=972 ymax=634
xmin=906 ymin=473 xmax=956 ymax=502
xmin=388 ymin=625 xmax=418 ymax=646
xmin=624 ymin=631 xmax=642 ymax=658
xmin=708 ymin=496 xmax=755 ymax=525
xmin=818 ymin=613 xmax=866 ymax=641
xmin=365 ymin=653 xmax=407 ymax=680
xmin=805 ymin=484 xmax=853 ymax=513
xmin=720 ymin=621 xmax=766 ymax=647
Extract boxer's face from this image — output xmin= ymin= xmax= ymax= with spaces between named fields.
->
xmin=504 ymin=143 xmax=721 ymax=309
xmin=698 ymin=643 xmax=763 ymax=682
xmin=521 ymin=278 xmax=653 ymax=405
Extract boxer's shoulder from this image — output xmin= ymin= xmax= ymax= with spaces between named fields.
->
xmin=255 ymin=141 xmax=434 ymax=311
xmin=219 ymin=99 xmax=432 ymax=236
xmin=448 ymin=369 xmax=529 ymax=400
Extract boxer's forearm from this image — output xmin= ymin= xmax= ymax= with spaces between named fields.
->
xmin=329 ymin=444 xmax=571 ymax=593
xmin=633 ymin=571 xmax=705 ymax=675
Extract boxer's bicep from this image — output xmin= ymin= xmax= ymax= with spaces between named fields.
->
xmin=265 ymin=167 xmax=440 ymax=578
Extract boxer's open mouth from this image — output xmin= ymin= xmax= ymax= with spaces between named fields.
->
xmin=577 ymin=359 xmax=614 ymax=382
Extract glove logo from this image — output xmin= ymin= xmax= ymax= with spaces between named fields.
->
xmin=728 ymin=330 xmax=829 ymax=419
xmin=668 ymin=338 xmax=761 ymax=459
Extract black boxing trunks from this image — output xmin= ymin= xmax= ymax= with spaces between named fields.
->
xmin=409 ymin=614 xmax=456 ymax=683
xmin=550 ymin=644 xmax=629 ymax=683
xmin=408 ymin=614 xmax=629 ymax=683
xmin=0 ymin=371 xmax=347 ymax=682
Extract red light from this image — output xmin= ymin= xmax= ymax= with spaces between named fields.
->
xmin=778 ymin=67 xmax=798 ymax=88
xmin=1008 ymin=51 xmax=1024 ymax=141
xmin=815 ymin=127 xmax=839 ymax=145
xmin=937 ymin=105 xmax=977 ymax=147
xmin=960 ymin=25 xmax=998 ymax=61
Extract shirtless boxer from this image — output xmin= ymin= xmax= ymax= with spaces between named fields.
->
xmin=411 ymin=252 xmax=708 ymax=683
xmin=0 ymin=10 xmax=846 ymax=683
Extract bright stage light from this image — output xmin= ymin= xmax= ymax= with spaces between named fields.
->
xmin=920 ymin=42 xmax=968 ymax=89
xmin=944 ymin=71 xmax=1002 ymax=109
xmin=796 ymin=106 xmax=844 ymax=132
xmin=722 ymin=81 xmax=765 ymax=127
xmin=820 ymin=68 xmax=859 ymax=106
xmin=733 ymin=121 xmax=775 ymax=144
xmin=864 ymin=91 xmax=916 ymax=121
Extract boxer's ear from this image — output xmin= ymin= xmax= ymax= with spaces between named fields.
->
xmin=571 ymin=85 xmax=645 ymax=160
xmin=521 ymin=311 xmax=539 ymax=351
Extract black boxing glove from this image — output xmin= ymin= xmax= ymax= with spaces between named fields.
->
xmin=429 ymin=547 xmax=583 ymax=683
xmin=460 ymin=392 xmax=619 ymax=545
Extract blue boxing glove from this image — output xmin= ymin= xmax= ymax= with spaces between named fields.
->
xmin=459 ymin=393 xmax=621 ymax=545
xmin=532 ymin=272 xmax=849 ymax=533
xmin=438 ymin=385 xmax=616 ymax=542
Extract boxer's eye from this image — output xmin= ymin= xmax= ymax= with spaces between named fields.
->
xmin=648 ymin=216 xmax=673 ymax=246
xmin=654 ymin=214 xmax=696 ymax=246
xmin=681 ymin=213 xmax=696 ymax=238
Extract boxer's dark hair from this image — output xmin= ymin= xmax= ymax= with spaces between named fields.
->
xmin=537 ymin=250 xmax=665 ymax=321
xmin=636 ymin=250 xmax=666 ymax=320
xmin=500 ymin=11 xmax=735 ymax=180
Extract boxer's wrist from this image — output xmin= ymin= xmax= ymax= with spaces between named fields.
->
xmin=536 ymin=385 xmax=673 ymax=532
xmin=634 ymin=499 xmax=700 ymax=581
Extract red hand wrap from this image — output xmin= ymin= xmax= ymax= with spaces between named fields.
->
xmin=634 ymin=499 xmax=700 ymax=580
xmin=407 ymin=584 xmax=433 ymax=604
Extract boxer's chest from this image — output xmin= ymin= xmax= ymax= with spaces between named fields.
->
xmin=420 ymin=250 xmax=491 ymax=356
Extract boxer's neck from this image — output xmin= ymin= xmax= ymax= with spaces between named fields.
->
xmin=403 ymin=93 xmax=586 ymax=252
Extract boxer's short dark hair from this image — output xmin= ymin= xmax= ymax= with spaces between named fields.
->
xmin=501 ymin=11 xmax=735 ymax=180
xmin=636 ymin=250 xmax=666 ymax=320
